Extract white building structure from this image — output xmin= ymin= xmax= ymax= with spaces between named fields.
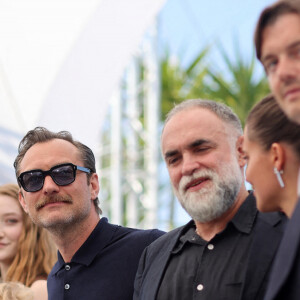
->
xmin=0 ymin=0 xmax=166 ymax=229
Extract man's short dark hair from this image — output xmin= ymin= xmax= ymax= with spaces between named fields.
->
xmin=14 ymin=127 xmax=102 ymax=215
xmin=255 ymin=0 xmax=300 ymax=61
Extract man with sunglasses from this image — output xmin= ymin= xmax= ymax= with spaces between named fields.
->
xmin=14 ymin=127 xmax=164 ymax=300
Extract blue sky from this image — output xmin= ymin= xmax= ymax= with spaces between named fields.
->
xmin=157 ymin=0 xmax=274 ymax=227
xmin=158 ymin=0 xmax=274 ymax=73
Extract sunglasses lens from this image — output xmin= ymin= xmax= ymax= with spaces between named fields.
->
xmin=19 ymin=164 xmax=79 ymax=192
xmin=52 ymin=165 xmax=75 ymax=186
xmin=22 ymin=171 xmax=44 ymax=192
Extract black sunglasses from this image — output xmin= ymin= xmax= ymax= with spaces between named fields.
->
xmin=18 ymin=163 xmax=91 ymax=192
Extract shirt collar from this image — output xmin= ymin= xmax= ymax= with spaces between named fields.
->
xmin=53 ymin=217 xmax=115 ymax=273
xmin=173 ymin=192 xmax=257 ymax=253
xmin=230 ymin=192 xmax=257 ymax=234
xmin=171 ymin=221 xmax=199 ymax=254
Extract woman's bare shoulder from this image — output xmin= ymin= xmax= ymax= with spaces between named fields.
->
xmin=30 ymin=279 xmax=48 ymax=300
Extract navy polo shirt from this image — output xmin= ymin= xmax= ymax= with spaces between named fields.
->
xmin=47 ymin=217 xmax=164 ymax=300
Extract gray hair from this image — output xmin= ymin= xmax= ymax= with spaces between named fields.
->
xmin=163 ymin=99 xmax=243 ymax=136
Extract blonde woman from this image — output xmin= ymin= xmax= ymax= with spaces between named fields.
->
xmin=0 ymin=184 xmax=56 ymax=300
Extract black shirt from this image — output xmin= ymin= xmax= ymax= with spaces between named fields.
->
xmin=47 ymin=218 xmax=164 ymax=300
xmin=157 ymin=195 xmax=257 ymax=300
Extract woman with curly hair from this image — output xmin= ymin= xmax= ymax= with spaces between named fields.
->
xmin=0 ymin=184 xmax=56 ymax=300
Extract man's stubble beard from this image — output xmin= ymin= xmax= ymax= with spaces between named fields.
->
xmin=31 ymin=195 xmax=91 ymax=235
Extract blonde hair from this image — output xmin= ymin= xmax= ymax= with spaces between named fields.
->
xmin=0 ymin=184 xmax=57 ymax=286
xmin=0 ymin=282 xmax=33 ymax=300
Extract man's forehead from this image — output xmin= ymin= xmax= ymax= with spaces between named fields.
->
xmin=162 ymin=110 xmax=227 ymax=149
xmin=20 ymin=139 xmax=80 ymax=170
xmin=165 ymin=108 xmax=226 ymax=132
xmin=164 ymin=107 xmax=222 ymax=128
xmin=261 ymin=13 xmax=300 ymax=47
xmin=25 ymin=138 xmax=77 ymax=152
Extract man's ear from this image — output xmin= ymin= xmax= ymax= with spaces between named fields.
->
xmin=89 ymin=173 xmax=100 ymax=200
xmin=271 ymin=143 xmax=285 ymax=170
xmin=237 ymin=136 xmax=247 ymax=168
xmin=19 ymin=190 xmax=29 ymax=213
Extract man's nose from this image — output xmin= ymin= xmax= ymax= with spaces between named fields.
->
xmin=181 ymin=155 xmax=199 ymax=176
xmin=277 ymin=56 xmax=298 ymax=82
xmin=43 ymin=175 xmax=60 ymax=194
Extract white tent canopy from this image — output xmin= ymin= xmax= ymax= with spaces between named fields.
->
xmin=0 ymin=0 xmax=166 ymax=184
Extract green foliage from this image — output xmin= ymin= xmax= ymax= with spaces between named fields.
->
xmin=160 ymin=40 xmax=270 ymax=125
xmin=205 ymin=42 xmax=270 ymax=125
xmin=160 ymin=47 xmax=210 ymax=119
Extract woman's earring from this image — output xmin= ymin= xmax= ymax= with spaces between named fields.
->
xmin=274 ymin=167 xmax=285 ymax=188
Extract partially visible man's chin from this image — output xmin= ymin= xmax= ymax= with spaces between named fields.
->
xmin=289 ymin=108 xmax=300 ymax=125
xmin=278 ymin=96 xmax=300 ymax=124
xmin=34 ymin=214 xmax=77 ymax=230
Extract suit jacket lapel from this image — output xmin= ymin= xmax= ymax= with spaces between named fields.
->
xmin=139 ymin=227 xmax=184 ymax=300
xmin=264 ymin=199 xmax=300 ymax=300
xmin=242 ymin=212 xmax=285 ymax=300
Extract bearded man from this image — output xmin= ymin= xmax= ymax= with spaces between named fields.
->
xmin=133 ymin=99 xmax=286 ymax=300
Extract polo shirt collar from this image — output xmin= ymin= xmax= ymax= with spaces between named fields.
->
xmin=52 ymin=217 xmax=115 ymax=274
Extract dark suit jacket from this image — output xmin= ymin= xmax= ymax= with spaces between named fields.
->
xmin=134 ymin=194 xmax=286 ymax=300
xmin=264 ymin=198 xmax=300 ymax=300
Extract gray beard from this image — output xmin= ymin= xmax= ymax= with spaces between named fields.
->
xmin=174 ymin=167 xmax=242 ymax=223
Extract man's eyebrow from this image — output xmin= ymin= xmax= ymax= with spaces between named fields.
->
xmin=164 ymin=150 xmax=179 ymax=160
xmin=261 ymin=54 xmax=272 ymax=65
xmin=262 ymin=40 xmax=300 ymax=63
xmin=164 ymin=139 xmax=213 ymax=160
xmin=261 ymin=51 xmax=276 ymax=66
xmin=287 ymin=40 xmax=300 ymax=50
xmin=188 ymin=139 xmax=211 ymax=149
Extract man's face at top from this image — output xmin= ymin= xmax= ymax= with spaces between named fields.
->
xmin=261 ymin=12 xmax=300 ymax=124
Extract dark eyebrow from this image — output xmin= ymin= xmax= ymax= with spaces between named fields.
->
xmin=164 ymin=150 xmax=179 ymax=161
xmin=287 ymin=40 xmax=300 ymax=51
xmin=164 ymin=139 xmax=213 ymax=160
xmin=188 ymin=139 xmax=211 ymax=149
xmin=261 ymin=53 xmax=275 ymax=66
xmin=262 ymin=40 xmax=300 ymax=63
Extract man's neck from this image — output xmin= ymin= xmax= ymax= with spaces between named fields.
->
xmin=50 ymin=213 xmax=100 ymax=262
xmin=195 ymin=188 xmax=249 ymax=241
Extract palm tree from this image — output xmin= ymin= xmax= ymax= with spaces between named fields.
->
xmin=204 ymin=42 xmax=270 ymax=124
xmin=159 ymin=41 xmax=270 ymax=229
xmin=161 ymin=41 xmax=269 ymax=125
xmin=160 ymin=47 xmax=210 ymax=229
xmin=160 ymin=47 xmax=210 ymax=120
